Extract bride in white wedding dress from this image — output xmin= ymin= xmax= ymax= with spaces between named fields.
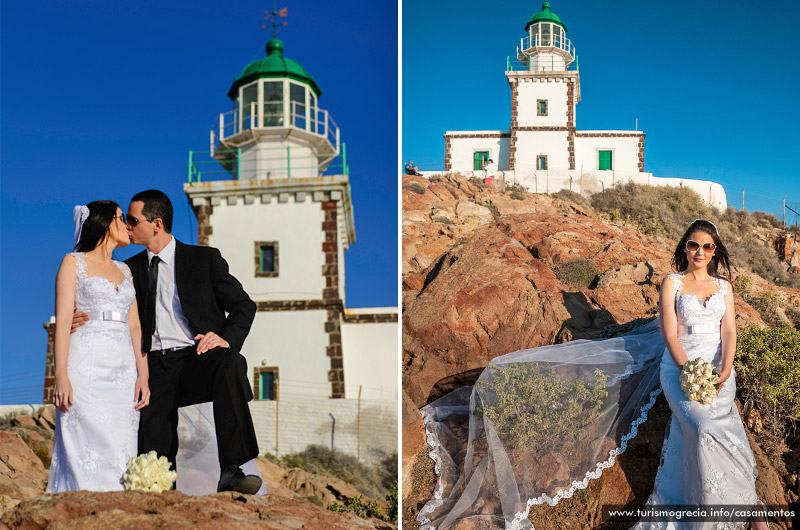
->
xmin=417 ymin=219 xmax=768 ymax=530
xmin=47 ymin=202 xmax=150 ymax=492
xmin=632 ymin=219 xmax=766 ymax=530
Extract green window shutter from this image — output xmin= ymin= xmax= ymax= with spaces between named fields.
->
xmin=599 ymin=150 xmax=612 ymax=170
xmin=473 ymin=151 xmax=489 ymax=171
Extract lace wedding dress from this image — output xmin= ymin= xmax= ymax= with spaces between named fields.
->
xmin=47 ymin=253 xmax=140 ymax=491
xmin=417 ymin=273 xmax=758 ymax=530
xmin=631 ymin=273 xmax=758 ymax=529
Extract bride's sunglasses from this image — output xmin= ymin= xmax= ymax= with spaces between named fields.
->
xmin=685 ymin=240 xmax=716 ymax=253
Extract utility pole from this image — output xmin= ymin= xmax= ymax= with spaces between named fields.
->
xmin=742 ymin=188 xmax=745 ymax=211
xmin=784 ymin=197 xmax=787 ymax=229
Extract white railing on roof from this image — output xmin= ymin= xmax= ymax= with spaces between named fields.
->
xmin=520 ymin=34 xmax=575 ymax=57
xmin=215 ymin=100 xmax=340 ymax=153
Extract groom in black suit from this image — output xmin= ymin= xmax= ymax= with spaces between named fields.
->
xmin=74 ymin=189 xmax=261 ymax=493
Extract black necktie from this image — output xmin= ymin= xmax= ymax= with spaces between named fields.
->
xmin=144 ymin=255 xmax=161 ymax=352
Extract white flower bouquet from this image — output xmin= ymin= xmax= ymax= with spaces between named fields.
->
xmin=120 ymin=451 xmax=178 ymax=492
xmin=679 ymin=358 xmax=721 ymax=405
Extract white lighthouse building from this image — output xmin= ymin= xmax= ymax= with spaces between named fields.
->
xmin=444 ymin=2 xmax=726 ymax=208
xmin=183 ymin=36 xmax=398 ymax=410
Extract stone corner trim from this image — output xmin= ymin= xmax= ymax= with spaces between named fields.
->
xmin=321 ymin=199 xmax=344 ymax=398
xmin=194 ymin=204 xmax=214 ymax=247
xmin=342 ymin=313 xmax=399 ymax=324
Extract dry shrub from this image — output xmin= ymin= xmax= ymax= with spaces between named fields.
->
xmin=281 ymin=445 xmax=395 ymax=497
xmin=551 ymin=189 xmax=592 ymax=210
xmin=552 ymin=259 xmax=599 ymax=289
xmin=403 ymin=182 xmax=426 ymax=195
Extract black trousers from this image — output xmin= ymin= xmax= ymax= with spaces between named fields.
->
xmin=138 ymin=346 xmax=259 ymax=471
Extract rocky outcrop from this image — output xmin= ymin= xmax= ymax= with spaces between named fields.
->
xmin=0 ymin=490 xmax=393 ymax=530
xmin=776 ymin=231 xmax=800 ymax=274
xmin=0 ymin=430 xmax=49 ymax=501
xmin=0 ymin=406 xmax=395 ymax=528
xmin=402 ymin=174 xmax=795 ymax=528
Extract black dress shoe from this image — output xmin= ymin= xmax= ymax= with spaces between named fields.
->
xmin=217 ymin=465 xmax=263 ymax=494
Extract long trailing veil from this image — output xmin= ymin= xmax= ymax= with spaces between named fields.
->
xmin=417 ymin=318 xmax=666 ymax=530
xmin=175 ymin=403 xmax=266 ymax=495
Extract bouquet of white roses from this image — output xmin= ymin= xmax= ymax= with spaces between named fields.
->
xmin=120 ymin=450 xmax=178 ymax=492
xmin=679 ymin=358 xmax=721 ymax=405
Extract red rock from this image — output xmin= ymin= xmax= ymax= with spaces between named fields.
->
xmin=0 ymin=490 xmax=390 ymax=529
xmin=10 ymin=416 xmax=36 ymax=428
xmin=0 ymin=431 xmax=48 ymax=501
xmin=402 ymin=184 xmax=793 ymax=528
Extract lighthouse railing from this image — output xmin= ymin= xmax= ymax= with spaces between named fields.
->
xmin=519 ymin=34 xmax=575 ymax=57
xmin=215 ymin=105 xmax=340 ymax=154
xmin=506 ymin=54 xmax=578 ymax=73
xmin=187 ymin=142 xmax=349 ymax=183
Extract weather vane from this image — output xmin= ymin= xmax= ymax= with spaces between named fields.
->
xmin=262 ymin=2 xmax=288 ymax=38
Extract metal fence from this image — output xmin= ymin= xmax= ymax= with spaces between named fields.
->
xmin=738 ymin=189 xmax=799 ymax=230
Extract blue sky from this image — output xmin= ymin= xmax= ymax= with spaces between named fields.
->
xmin=0 ymin=0 xmax=397 ymax=403
xmin=403 ymin=0 xmax=800 ymax=218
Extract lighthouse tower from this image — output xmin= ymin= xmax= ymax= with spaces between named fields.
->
xmin=184 ymin=36 xmax=359 ymax=400
xmin=506 ymin=1 xmax=581 ymax=172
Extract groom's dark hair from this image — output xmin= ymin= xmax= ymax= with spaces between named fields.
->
xmin=131 ymin=189 xmax=173 ymax=233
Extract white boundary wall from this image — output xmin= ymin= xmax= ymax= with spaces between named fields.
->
xmin=249 ymin=398 xmax=397 ymax=465
xmin=420 ymin=169 xmax=728 ymax=210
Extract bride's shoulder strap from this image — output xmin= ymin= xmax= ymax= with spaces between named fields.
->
xmin=664 ymin=272 xmax=683 ymax=296
xmin=113 ymin=260 xmax=132 ymax=281
xmin=713 ymin=276 xmax=730 ymax=295
xmin=68 ymin=252 xmax=88 ymax=277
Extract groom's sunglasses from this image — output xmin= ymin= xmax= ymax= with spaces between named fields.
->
xmin=685 ymin=240 xmax=716 ymax=253
xmin=125 ymin=215 xmax=147 ymax=228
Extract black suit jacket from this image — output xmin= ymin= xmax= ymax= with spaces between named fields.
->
xmin=125 ymin=240 xmax=256 ymax=353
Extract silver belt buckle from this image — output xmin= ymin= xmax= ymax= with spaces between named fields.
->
xmin=102 ymin=311 xmax=123 ymax=322
xmin=688 ymin=324 xmax=715 ymax=334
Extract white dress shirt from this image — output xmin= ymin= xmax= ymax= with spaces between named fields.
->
xmin=147 ymin=237 xmax=195 ymax=350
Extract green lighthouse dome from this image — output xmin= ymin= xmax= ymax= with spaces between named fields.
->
xmin=524 ymin=2 xmax=568 ymax=33
xmin=227 ymin=38 xmax=322 ymax=100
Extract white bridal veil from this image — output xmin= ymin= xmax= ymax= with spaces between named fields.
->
xmin=176 ymin=402 xmax=266 ymax=495
xmin=417 ymin=319 xmax=666 ymax=530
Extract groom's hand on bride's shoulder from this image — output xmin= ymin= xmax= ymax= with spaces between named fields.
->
xmin=70 ymin=307 xmax=89 ymax=333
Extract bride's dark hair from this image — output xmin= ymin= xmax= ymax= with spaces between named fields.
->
xmin=75 ymin=200 xmax=121 ymax=252
xmin=672 ymin=219 xmax=731 ymax=282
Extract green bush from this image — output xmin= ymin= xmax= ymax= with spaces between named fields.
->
xmin=385 ymin=482 xmax=398 ymax=524
xmin=327 ymin=501 xmax=346 ymax=513
xmin=475 ymin=363 xmax=609 ymax=455
xmin=552 ymin=259 xmax=599 ymax=289
xmin=735 ymin=325 xmax=800 ymax=457
xmin=328 ymin=492 xmax=396 ymax=524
